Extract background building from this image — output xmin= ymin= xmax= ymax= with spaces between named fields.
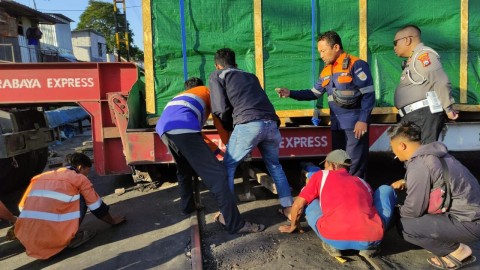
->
xmin=72 ymin=29 xmax=107 ymax=62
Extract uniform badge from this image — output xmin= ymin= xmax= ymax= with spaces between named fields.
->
xmin=357 ymin=71 xmax=367 ymax=81
xmin=418 ymin=53 xmax=431 ymax=67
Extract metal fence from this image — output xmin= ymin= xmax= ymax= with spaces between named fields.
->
xmin=0 ymin=36 xmax=72 ymax=63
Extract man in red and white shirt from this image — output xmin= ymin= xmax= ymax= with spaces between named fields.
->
xmin=279 ymin=150 xmax=396 ymax=256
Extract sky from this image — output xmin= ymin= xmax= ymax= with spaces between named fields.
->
xmin=14 ymin=0 xmax=144 ymax=50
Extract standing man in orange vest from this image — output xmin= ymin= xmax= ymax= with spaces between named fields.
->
xmin=276 ymin=31 xmax=375 ymax=179
xmin=14 ymin=152 xmax=126 ymax=259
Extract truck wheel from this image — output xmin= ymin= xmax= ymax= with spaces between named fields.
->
xmin=0 ymin=147 xmax=49 ymax=195
xmin=32 ymin=147 xmax=49 ymax=175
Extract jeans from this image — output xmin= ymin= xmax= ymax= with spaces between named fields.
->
xmin=223 ymin=120 xmax=293 ymax=207
xmin=305 ymin=185 xmax=396 ymax=250
xmin=79 ymin=195 xmax=87 ymax=225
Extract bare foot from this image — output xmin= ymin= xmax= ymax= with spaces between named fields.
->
xmin=214 ymin=211 xmax=225 ymax=225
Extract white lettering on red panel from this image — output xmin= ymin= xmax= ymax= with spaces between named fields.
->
xmin=0 ymin=79 xmax=41 ymax=88
xmin=0 ymin=78 xmax=95 ymax=89
xmin=210 ymin=136 xmax=328 ymax=150
xmin=280 ymin=136 xmax=328 ymax=148
xmin=46 ymin=78 xmax=95 ymax=88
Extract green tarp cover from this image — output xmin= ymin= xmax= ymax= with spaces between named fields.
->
xmin=150 ymin=0 xmax=479 ymax=117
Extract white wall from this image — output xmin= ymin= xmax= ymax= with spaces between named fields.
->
xmin=72 ymin=30 xmax=106 ymax=62
xmin=55 ymin=24 xmax=73 ymax=53
xmin=72 ymin=32 xmax=91 ymax=61
xmin=39 ymin=23 xmax=73 ymax=54
xmin=89 ymin=33 xmax=106 ymax=62
xmin=39 ymin=24 xmax=56 ymax=47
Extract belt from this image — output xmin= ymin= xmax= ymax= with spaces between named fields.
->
xmin=399 ymin=99 xmax=429 ymax=117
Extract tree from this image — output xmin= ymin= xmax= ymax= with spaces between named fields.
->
xmin=75 ymin=0 xmax=143 ymax=61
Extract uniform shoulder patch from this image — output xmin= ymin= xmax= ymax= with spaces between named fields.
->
xmin=357 ymin=71 xmax=368 ymax=81
xmin=417 ymin=52 xmax=431 ymax=67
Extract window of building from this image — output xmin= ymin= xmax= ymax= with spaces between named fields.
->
xmin=97 ymin=42 xmax=103 ymax=57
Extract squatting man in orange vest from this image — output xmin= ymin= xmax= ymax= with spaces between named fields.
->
xmin=14 ymin=152 xmax=126 ymax=259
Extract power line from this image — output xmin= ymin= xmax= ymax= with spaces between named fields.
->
xmin=35 ymin=6 xmax=141 ymax=12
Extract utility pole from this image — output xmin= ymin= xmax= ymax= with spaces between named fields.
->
xmin=113 ymin=0 xmax=130 ymax=62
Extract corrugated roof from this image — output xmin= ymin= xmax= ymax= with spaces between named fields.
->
xmin=72 ymin=29 xmax=105 ymax=38
xmin=46 ymin=13 xmax=74 ymax=24
xmin=0 ymin=0 xmax=62 ymax=24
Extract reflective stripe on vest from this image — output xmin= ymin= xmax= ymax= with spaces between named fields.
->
xmin=19 ymin=210 xmax=80 ymax=222
xmin=359 ymin=85 xmax=374 ymax=94
xmin=28 ymin=189 xmax=80 ymax=203
xmin=165 ymin=100 xmax=202 ymax=122
xmin=164 ymin=93 xmax=207 ymax=124
xmin=87 ymin=198 xmax=102 ymax=211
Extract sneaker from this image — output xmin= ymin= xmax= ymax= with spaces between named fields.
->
xmin=322 ymin=242 xmax=341 ymax=257
xmin=237 ymin=221 xmax=265 ymax=233
xmin=182 ymin=202 xmax=205 ymax=215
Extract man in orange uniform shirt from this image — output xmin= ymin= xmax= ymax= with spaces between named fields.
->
xmin=15 ymin=153 xmax=126 ymax=259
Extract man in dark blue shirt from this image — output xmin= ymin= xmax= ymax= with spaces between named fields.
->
xmin=276 ymin=31 xmax=375 ymax=179
xmin=209 ymin=48 xmax=293 ymax=219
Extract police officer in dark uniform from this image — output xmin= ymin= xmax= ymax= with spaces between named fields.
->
xmin=393 ymin=25 xmax=458 ymax=144
xmin=276 ymin=31 xmax=375 ymax=179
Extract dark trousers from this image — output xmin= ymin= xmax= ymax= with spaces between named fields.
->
xmin=79 ymin=196 xmax=87 ymax=225
xmin=399 ymin=214 xmax=480 ymax=256
xmin=331 ymin=128 xmax=369 ymax=179
xmin=161 ymin=133 xmax=245 ymax=234
xmin=400 ymin=107 xmax=445 ymax=144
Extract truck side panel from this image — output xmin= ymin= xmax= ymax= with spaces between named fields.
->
xmin=0 ymin=63 xmax=138 ymax=175
xmin=144 ymin=0 xmax=480 ymax=118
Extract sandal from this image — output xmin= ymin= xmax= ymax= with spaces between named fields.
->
xmin=277 ymin=208 xmax=291 ymax=221
xmin=322 ymin=242 xmax=341 ymax=257
xmin=427 ymin=255 xmax=476 ymax=269
xmin=237 ymin=221 xmax=265 ymax=234
xmin=68 ymin=230 xmax=96 ymax=249
xmin=5 ymin=225 xmax=17 ymax=241
xmin=358 ymin=246 xmax=380 ymax=258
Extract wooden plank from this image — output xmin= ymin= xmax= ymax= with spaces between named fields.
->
xmin=276 ymin=107 xmax=399 ymax=118
xmin=254 ymin=0 xmax=265 ymax=89
xmin=453 ymin=104 xmax=480 ymax=111
xmin=460 ymin=0 xmax=469 ymax=103
xmin=359 ymin=0 xmax=368 ymax=61
xmin=103 ymin=127 xmax=120 ymax=139
xmin=249 ymin=168 xmax=277 ymax=195
xmin=143 ymin=0 xmax=156 ymax=114
xmin=147 ymin=116 xmax=159 ymax=126
xmin=277 ymin=109 xmax=316 ymax=117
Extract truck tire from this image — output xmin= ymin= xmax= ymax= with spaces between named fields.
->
xmin=0 ymin=147 xmax=49 ymax=195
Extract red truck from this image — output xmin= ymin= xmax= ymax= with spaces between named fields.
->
xmin=0 ymin=0 xmax=479 ymax=193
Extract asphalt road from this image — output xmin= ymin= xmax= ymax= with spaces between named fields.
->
xmin=1 ymin=138 xmax=480 ymax=269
